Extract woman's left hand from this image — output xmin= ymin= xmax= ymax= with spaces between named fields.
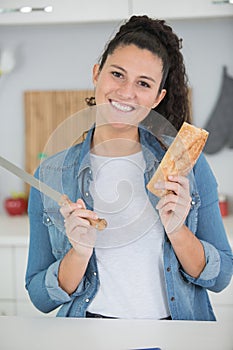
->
xmin=155 ymin=175 xmax=191 ymax=235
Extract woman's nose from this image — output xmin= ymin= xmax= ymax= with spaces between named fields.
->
xmin=116 ymin=81 xmax=136 ymax=99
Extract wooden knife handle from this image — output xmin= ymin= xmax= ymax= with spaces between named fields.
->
xmin=58 ymin=194 xmax=107 ymax=231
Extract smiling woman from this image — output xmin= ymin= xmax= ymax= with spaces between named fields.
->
xmin=25 ymin=15 xmax=232 ymax=321
xmin=92 ymin=45 xmax=166 ymax=135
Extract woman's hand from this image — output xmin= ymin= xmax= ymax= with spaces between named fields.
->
xmin=60 ymin=198 xmax=98 ymax=258
xmin=155 ymin=175 xmax=191 ymax=235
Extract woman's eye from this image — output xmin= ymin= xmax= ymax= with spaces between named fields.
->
xmin=138 ymin=81 xmax=150 ymax=88
xmin=111 ymin=71 xmax=123 ymax=79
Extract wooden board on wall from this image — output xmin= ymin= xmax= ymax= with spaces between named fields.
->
xmin=24 ymin=90 xmax=94 ymax=193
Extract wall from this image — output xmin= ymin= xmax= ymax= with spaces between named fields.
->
xmin=0 ymin=18 xmax=233 ymax=213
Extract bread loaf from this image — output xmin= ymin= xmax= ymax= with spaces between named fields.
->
xmin=147 ymin=122 xmax=209 ymax=197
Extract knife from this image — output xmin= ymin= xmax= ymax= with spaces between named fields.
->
xmin=0 ymin=155 xmax=107 ymax=230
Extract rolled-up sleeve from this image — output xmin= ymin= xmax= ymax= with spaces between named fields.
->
xmin=179 ymin=240 xmax=222 ymax=288
xmin=183 ymin=154 xmax=233 ymax=291
xmin=45 ymin=260 xmax=86 ymax=302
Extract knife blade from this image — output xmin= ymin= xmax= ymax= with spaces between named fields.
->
xmin=0 ymin=155 xmax=107 ymax=230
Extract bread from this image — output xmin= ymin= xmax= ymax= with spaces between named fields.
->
xmin=147 ymin=122 xmax=209 ymax=197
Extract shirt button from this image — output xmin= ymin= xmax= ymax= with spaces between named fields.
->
xmin=166 ymin=267 xmax=171 ymax=272
xmin=46 ymin=218 xmax=50 ymax=223
xmin=191 ymin=200 xmax=195 ymax=206
xmin=85 ymin=298 xmax=90 ymax=303
xmin=171 ymin=297 xmax=175 ymax=302
xmin=85 ymin=192 xmax=89 ymax=197
xmin=89 ymin=170 xmax=92 ymax=175
xmin=93 ymin=272 xmax=97 ymax=276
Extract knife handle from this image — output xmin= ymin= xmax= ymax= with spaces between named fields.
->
xmin=58 ymin=194 xmax=107 ymax=231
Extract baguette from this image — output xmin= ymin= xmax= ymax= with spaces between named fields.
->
xmin=147 ymin=122 xmax=209 ymax=197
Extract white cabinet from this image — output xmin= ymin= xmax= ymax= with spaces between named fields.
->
xmin=0 ymin=215 xmax=55 ymax=317
xmin=131 ymin=0 xmax=233 ymax=19
xmin=0 ymin=0 xmax=129 ymax=25
xmin=14 ymin=246 xmax=29 ymax=301
xmin=209 ymin=282 xmax=233 ymax=322
xmin=1 ymin=0 xmax=232 ymax=25
xmin=0 ymin=247 xmax=14 ymax=299
xmin=0 ymin=301 xmax=16 ymax=316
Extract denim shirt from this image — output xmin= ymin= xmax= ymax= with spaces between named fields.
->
xmin=25 ymin=126 xmax=233 ymax=320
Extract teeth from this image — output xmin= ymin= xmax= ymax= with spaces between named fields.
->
xmin=111 ymin=100 xmax=134 ymax=112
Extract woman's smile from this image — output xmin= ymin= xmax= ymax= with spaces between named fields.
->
xmin=110 ymin=99 xmax=135 ymax=113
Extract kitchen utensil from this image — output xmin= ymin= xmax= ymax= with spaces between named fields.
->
xmin=0 ymin=155 xmax=107 ymax=230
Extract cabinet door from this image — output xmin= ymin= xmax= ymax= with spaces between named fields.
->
xmin=209 ymin=280 xmax=233 ymax=306
xmin=0 ymin=301 xmax=16 ymax=316
xmin=0 ymin=247 xmax=15 ymax=299
xmin=132 ymin=0 xmax=233 ymax=19
xmin=0 ymin=0 xmax=128 ymax=25
xmin=14 ymin=246 xmax=29 ymax=301
xmin=214 ymin=306 xmax=233 ymax=322
xmin=16 ymin=300 xmax=57 ymax=317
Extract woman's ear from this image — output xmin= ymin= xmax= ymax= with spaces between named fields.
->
xmin=152 ymin=89 xmax=166 ymax=109
xmin=92 ymin=64 xmax=100 ymax=86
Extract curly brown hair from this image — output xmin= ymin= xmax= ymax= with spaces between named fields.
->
xmin=87 ymin=15 xmax=191 ymax=131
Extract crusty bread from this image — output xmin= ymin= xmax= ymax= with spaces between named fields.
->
xmin=147 ymin=122 xmax=209 ymax=197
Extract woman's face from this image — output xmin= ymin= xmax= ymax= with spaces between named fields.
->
xmin=92 ymin=44 xmax=166 ymax=127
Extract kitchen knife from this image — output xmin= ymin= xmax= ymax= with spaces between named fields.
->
xmin=0 ymin=155 xmax=107 ymax=230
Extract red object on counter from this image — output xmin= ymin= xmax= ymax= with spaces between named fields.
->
xmin=219 ymin=194 xmax=228 ymax=217
xmin=4 ymin=197 xmax=28 ymax=216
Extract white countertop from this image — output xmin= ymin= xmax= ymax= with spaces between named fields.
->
xmin=0 ymin=213 xmax=233 ymax=247
xmin=0 ymin=316 xmax=232 ymax=350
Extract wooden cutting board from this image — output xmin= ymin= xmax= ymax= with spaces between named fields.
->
xmin=24 ymin=89 xmax=94 ymax=193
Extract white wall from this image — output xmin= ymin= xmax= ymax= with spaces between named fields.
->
xmin=0 ymin=18 xmax=233 ymax=213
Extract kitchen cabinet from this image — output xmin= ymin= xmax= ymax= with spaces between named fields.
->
xmin=1 ymin=0 xmax=232 ymax=25
xmin=0 ymin=301 xmax=16 ymax=316
xmin=0 ymin=215 xmax=45 ymax=316
xmin=0 ymin=246 xmax=16 ymax=316
xmin=0 ymin=0 xmax=129 ymax=25
xmin=0 ymin=247 xmax=14 ymax=300
xmin=0 ymin=214 xmax=232 ymax=318
xmin=131 ymin=0 xmax=233 ymax=19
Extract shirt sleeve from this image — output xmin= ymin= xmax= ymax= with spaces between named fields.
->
xmin=179 ymin=240 xmax=221 ymax=288
xmin=181 ymin=154 xmax=233 ymax=290
xmin=45 ymin=260 xmax=85 ymax=302
xmin=25 ymin=168 xmax=86 ymax=313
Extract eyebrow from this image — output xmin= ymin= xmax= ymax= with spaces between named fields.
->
xmin=110 ymin=64 xmax=156 ymax=83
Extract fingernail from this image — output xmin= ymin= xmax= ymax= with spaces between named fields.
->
xmin=168 ymin=175 xmax=173 ymax=180
xmin=93 ymin=214 xmax=98 ymax=220
xmin=76 ymin=204 xmax=82 ymax=209
xmin=154 ymin=181 xmax=162 ymax=188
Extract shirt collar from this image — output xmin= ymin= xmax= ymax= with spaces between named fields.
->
xmin=74 ymin=124 xmax=166 ymax=178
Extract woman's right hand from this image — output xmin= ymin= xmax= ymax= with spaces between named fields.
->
xmin=60 ymin=198 xmax=98 ymax=258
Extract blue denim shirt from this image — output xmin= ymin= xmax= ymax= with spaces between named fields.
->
xmin=25 ymin=126 xmax=233 ymax=320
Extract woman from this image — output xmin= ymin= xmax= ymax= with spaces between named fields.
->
xmin=25 ymin=15 xmax=233 ymax=320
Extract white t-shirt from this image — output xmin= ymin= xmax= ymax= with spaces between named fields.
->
xmin=87 ymin=151 xmax=170 ymax=319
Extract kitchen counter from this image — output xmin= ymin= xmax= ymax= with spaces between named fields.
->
xmin=0 ymin=316 xmax=233 ymax=350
